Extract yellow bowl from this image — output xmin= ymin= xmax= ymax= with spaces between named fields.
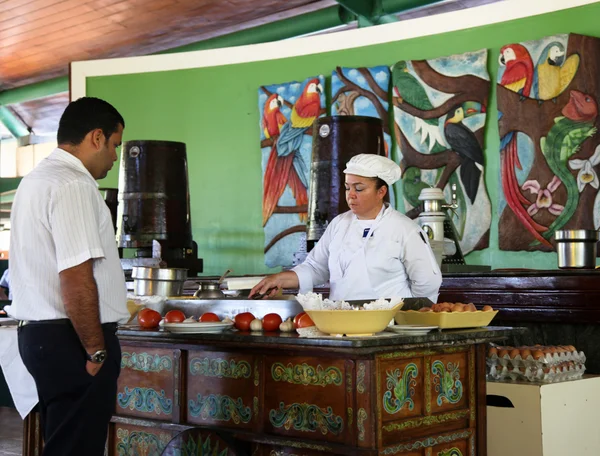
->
xmin=306 ymin=303 xmax=404 ymax=336
xmin=394 ymin=310 xmax=498 ymax=329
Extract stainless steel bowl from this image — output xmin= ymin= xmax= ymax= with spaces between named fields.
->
xmin=132 ymin=267 xmax=188 ymax=296
xmin=555 ymin=230 xmax=598 ymax=269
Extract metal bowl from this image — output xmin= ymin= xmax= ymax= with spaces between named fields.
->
xmin=132 ymin=267 xmax=188 ymax=296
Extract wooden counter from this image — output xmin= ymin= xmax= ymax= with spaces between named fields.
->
xmin=104 ymin=326 xmax=520 ymax=456
xmin=439 ymin=270 xmax=600 ymax=324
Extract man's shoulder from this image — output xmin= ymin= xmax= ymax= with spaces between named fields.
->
xmin=24 ymin=160 xmax=94 ymax=194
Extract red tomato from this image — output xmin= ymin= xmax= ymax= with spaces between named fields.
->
xmin=164 ymin=310 xmax=186 ymax=323
xmin=137 ymin=308 xmax=161 ymax=329
xmin=262 ymin=313 xmax=282 ymax=332
xmin=200 ymin=312 xmax=220 ymax=322
xmin=296 ymin=313 xmax=315 ymax=328
xmin=234 ymin=312 xmax=255 ymax=331
xmin=293 ymin=312 xmax=307 ymax=329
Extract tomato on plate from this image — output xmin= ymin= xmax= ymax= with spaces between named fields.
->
xmin=262 ymin=313 xmax=282 ymax=332
xmin=137 ymin=308 xmax=161 ymax=329
xmin=199 ymin=312 xmax=220 ymax=322
xmin=296 ymin=313 xmax=315 ymax=328
xmin=234 ymin=312 xmax=255 ymax=331
xmin=293 ymin=312 xmax=307 ymax=329
xmin=164 ymin=310 xmax=186 ymax=323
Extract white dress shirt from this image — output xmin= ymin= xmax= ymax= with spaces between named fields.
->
xmin=6 ymin=148 xmax=129 ymax=324
xmin=293 ymin=204 xmax=442 ymax=302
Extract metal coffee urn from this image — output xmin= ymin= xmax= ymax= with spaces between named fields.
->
xmin=116 ymin=140 xmax=203 ymax=276
xmin=307 ymin=116 xmax=386 ymax=248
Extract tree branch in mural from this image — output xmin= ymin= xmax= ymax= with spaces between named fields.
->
xmin=497 ymin=34 xmax=600 ymax=251
xmin=393 ymin=60 xmax=489 ymax=119
xmin=392 ymin=59 xmax=488 ymax=201
xmin=333 ymin=66 xmax=391 ymax=136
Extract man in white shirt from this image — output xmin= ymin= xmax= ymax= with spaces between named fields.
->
xmin=7 ymin=97 xmax=129 ymax=456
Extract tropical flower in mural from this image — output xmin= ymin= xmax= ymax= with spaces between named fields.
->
xmin=522 ymin=176 xmax=564 ymax=216
xmin=569 ymin=144 xmax=600 ymax=192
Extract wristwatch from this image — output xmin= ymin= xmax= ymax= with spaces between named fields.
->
xmin=86 ymin=349 xmax=107 ymax=364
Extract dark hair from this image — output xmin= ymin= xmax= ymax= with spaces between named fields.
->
xmin=57 ymin=97 xmax=125 ymax=146
xmin=373 ymin=177 xmax=390 ymax=203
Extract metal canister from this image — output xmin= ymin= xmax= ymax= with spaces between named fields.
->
xmin=307 ymin=116 xmax=386 ymax=243
xmin=132 ymin=267 xmax=188 ymax=296
xmin=116 ymin=140 xmax=192 ymax=250
xmin=555 ymin=230 xmax=599 ymax=269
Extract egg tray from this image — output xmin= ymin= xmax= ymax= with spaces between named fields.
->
xmin=487 ymin=362 xmax=586 ymax=383
xmin=487 ymin=351 xmax=587 ymax=370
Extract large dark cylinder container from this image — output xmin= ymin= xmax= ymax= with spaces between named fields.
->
xmin=307 ymin=116 xmax=386 ymax=242
xmin=116 ymin=140 xmax=193 ymax=250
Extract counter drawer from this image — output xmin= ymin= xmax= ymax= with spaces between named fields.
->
xmin=186 ymin=350 xmax=258 ymax=429
xmin=380 ymin=428 xmax=474 ymax=456
xmin=377 ymin=347 xmax=475 ymax=446
xmin=116 ymin=347 xmax=177 ymax=420
xmin=263 ymin=356 xmax=351 ymax=444
xmin=255 ymin=443 xmax=337 ymax=456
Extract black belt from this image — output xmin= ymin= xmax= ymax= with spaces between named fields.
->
xmin=18 ymin=319 xmax=118 ymax=331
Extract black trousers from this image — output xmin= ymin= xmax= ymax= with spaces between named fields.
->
xmin=18 ymin=321 xmax=121 ymax=456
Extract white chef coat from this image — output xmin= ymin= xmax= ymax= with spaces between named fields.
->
xmin=293 ymin=204 xmax=442 ymax=302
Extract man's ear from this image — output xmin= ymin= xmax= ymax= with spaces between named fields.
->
xmin=90 ymin=129 xmax=104 ymax=150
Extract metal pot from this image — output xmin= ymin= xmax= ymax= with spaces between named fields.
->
xmin=194 ymin=282 xmax=226 ymax=299
xmin=132 ymin=267 xmax=188 ymax=296
xmin=555 ymin=230 xmax=598 ymax=269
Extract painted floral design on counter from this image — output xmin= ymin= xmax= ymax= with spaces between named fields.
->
xmin=269 ymin=402 xmax=344 ymax=435
xmin=270 ymin=362 xmax=342 ymax=387
xmin=116 ymin=428 xmax=172 ymax=456
xmin=189 ymin=357 xmax=251 ymax=379
xmin=117 ymin=387 xmax=173 ymax=415
xmin=438 ymin=448 xmax=463 ymax=456
xmin=188 ymin=394 xmax=252 ymax=424
xmin=121 ymin=352 xmax=172 ymax=373
xmin=432 ymin=360 xmax=463 ymax=405
xmin=383 ymin=363 xmax=418 ymax=414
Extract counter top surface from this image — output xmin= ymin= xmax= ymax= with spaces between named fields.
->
xmin=116 ymin=325 xmax=523 ymax=349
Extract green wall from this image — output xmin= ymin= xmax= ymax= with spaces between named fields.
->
xmin=0 ymin=178 xmax=21 ymax=193
xmin=87 ymin=3 xmax=600 ymax=275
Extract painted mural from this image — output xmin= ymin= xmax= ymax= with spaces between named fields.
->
xmin=392 ymin=50 xmax=491 ymax=254
xmin=331 ymin=65 xmax=394 ymax=203
xmin=258 ymin=76 xmax=326 ymax=267
xmin=498 ymin=34 xmax=600 ymax=251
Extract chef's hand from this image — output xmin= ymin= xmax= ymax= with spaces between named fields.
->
xmin=86 ymin=360 xmax=103 ymax=377
xmin=249 ymin=271 xmax=300 ymax=299
xmin=249 ymin=275 xmax=282 ymax=299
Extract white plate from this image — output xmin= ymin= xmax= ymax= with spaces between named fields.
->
xmin=386 ymin=324 xmax=438 ymax=336
xmin=163 ymin=322 xmax=234 ymax=334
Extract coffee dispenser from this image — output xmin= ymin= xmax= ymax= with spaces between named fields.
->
xmin=116 ymin=140 xmax=203 ymax=276
xmin=307 ymin=115 xmax=387 ymax=249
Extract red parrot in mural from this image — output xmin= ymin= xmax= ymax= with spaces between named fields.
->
xmin=262 ymin=79 xmax=323 ymax=226
xmin=263 ymin=94 xmax=287 ymax=139
xmin=499 ymin=44 xmax=553 ymax=248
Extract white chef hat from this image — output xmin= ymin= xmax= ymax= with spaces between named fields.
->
xmin=343 ymin=154 xmax=401 ymax=186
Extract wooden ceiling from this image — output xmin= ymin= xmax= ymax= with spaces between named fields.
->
xmin=0 ymin=0 xmax=334 ymax=90
xmin=0 ymin=0 xmax=501 ymax=137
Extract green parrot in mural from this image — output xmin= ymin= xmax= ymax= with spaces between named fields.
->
xmin=392 ymin=60 xmax=447 ymax=153
xmin=402 ymin=167 xmax=431 ymax=208
xmin=540 ymin=90 xmax=598 ymax=242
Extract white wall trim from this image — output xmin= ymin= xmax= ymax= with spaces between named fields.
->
xmin=71 ymin=0 xmax=600 ymax=100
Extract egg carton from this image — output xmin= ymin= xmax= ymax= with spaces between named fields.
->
xmin=487 ymin=352 xmax=586 ymax=370
xmin=488 ymin=363 xmax=586 ymax=384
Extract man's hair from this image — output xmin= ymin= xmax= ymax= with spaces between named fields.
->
xmin=57 ymin=97 xmax=125 ymax=146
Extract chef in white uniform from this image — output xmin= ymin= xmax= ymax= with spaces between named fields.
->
xmin=251 ymin=154 xmax=442 ymax=302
